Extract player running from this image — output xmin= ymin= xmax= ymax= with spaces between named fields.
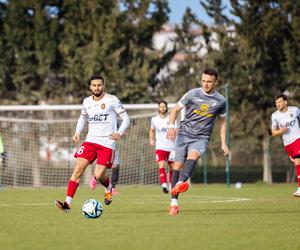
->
xmin=149 ymin=101 xmax=177 ymax=193
xmin=167 ymin=68 xmax=229 ymax=215
xmin=271 ymin=93 xmax=300 ymax=197
xmin=55 ymin=74 xmax=130 ymax=212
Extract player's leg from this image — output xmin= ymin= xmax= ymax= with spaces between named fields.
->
xmin=111 ymin=150 xmax=120 ymax=195
xmin=94 ymin=145 xmax=114 ymax=205
xmin=55 ymin=157 xmax=90 ymax=212
xmin=111 ymin=164 xmax=120 ymax=195
xmin=169 ymin=161 xmax=184 ymax=215
xmin=293 ymin=157 xmax=300 ymax=197
xmin=167 ymin=161 xmax=173 ymax=191
xmin=156 ymin=150 xmax=169 ymax=193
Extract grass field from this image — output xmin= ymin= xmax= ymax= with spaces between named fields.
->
xmin=1 ymin=183 xmax=300 ymax=250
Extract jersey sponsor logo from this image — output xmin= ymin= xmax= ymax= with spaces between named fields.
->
xmin=193 ymin=103 xmax=214 ymax=118
xmin=284 ymin=120 xmax=296 ymax=128
xmin=101 ymin=103 xmax=106 ymax=109
xmin=88 ymin=114 xmax=109 ymax=122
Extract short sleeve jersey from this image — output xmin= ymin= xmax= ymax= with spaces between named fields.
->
xmin=81 ymin=94 xmax=126 ymax=149
xmin=178 ymin=88 xmax=226 ymax=139
xmin=271 ymin=106 xmax=300 ymax=146
xmin=150 ymin=114 xmax=177 ymax=151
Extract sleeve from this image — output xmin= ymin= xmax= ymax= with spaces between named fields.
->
xmin=178 ymin=90 xmax=194 ymax=108
xmin=112 ymin=96 xmax=126 ymax=114
xmin=271 ymin=114 xmax=278 ymax=130
xmin=75 ymin=101 xmax=88 ymax=134
xmin=150 ymin=117 xmax=155 ymax=129
xmin=117 ymin=111 xmax=130 ymax=136
xmin=219 ymin=100 xmax=226 ymax=118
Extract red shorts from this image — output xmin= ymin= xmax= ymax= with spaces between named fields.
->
xmin=155 ymin=149 xmax=173 ymax=164
xmin=284 ymin=138 xmax=300 ymax=158
xmin=74 ymin=142 xmax=114 ymax=168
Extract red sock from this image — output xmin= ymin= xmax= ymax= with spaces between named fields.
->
xmin=169 ymin=170 xmax=173 ymax=184
xmin=66 ymin=180 xmax=79 ymax=198
xmin=100 ymin=176 xmax=110 ymax=188
xmin=159 ymin=168 xmax=167 ymax=184
xmin=296 ymin=165 xmax=300 ymax=187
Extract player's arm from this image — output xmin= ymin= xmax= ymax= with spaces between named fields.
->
xmin=149 ymin=127 xmax=155 ymax=146
xmin=271 ymin=127 xmax=288 ymax=137
xmin=219 ymin=116 xmax=229 ymax=156
xmin=73 ymin=113 xmax=87 ymax=144
xmin=110 ymin=111 xmax=130 ymax=141
xmin=167 ymin=104 xmax=183 ymax=140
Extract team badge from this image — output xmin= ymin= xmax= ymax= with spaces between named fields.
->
xmin=200 ymin=104 xmax=209 ymax=112
xmin=101 ymin=103 xmax=106 ymax=109
xmin=290 ymin=113 xmax=293 ymax=118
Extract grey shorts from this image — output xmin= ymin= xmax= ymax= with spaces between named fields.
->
xmin=174 ymin=135 xmax=209 ymax=163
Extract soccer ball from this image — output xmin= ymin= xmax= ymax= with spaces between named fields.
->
xmin=82 ymin=199 xmax=103 ymax=219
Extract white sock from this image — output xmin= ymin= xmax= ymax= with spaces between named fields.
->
xmin=65 ymin=196 xmax=73 ymax=205
xmin=170 ymin=198 xmax=178 ymax=206
xmin=162 ymin=183 xmax=167 ymax=188
xmin=105 ymin=183 xmax=112 ymax=193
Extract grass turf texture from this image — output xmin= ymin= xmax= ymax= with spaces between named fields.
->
xmin=0 ymin=184 xmax=300 ymax=250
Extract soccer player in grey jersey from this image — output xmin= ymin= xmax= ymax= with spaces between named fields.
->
xmin=167 ymin=68 xmax=229 ymax=215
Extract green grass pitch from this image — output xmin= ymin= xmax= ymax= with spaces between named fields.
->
xmin=1 ymin=184 xmax=300 ymax=250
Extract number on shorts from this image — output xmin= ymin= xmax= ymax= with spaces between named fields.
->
xmin=77 ymin=146 xmax=85 ymax=155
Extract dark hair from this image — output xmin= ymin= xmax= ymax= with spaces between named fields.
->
xmin=89 ymin=74 xmax=105 ymax=85
xmin=275 ymin=93 xmax=287 ymax=101
xmin=203 ymin=68 xmax=218 ymax=80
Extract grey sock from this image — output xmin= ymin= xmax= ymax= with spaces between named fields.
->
xmin=179 ymin=159 xmax=197 ymax=182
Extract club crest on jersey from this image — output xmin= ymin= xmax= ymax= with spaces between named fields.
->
xmin=200 ymin=104 xmax=209 ymax=112
xmin=290 ymin=113 xmax=293 ymax=118
xmin=101 ymin=103 xmax=106 ymax=109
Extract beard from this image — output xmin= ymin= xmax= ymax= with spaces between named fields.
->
xmin=92 ymin=89 xmax=104 ymax=97
xmin=159 ymin=110 xmax=167 ymax=115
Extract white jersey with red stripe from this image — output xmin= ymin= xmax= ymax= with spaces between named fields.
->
xmin=150 ymin=114 xmax=177 ymax=152
xmin=271 ymin=106 xmax=300 ymax=146
xmin=79 ymin=94 xmax=126 ymax=149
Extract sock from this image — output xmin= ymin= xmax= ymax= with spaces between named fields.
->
xmin=296 ymin=165 xmax=300 ymax=187
xmin=100 ymin=175 xmax=110 ymax=188
xmin=66 ymin=180 xmax=79 ymax=204
xmin=179 ymin=160 xmax=197 ymax=182
xmin=111 ymin=166 xmax=120 ymax=188
xmin=170 ymin=198 xmax=178 ymax=206
xmin=159 ymin=168 xmax=167 ymax=185
xmin=169 ymin=170 xmax=173 ymax=184
xmin=171 ymin=170 xmax=180 ymax=199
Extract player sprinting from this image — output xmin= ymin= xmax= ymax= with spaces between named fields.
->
xmin=149 ymin=101 xmax=177 ymax=193
xmin=90 ymin=148 xmax=121 ymax=195
xmin=271 ymin=93 xmax=300 ymax=197
xmin=55 ymin=74 xmax=130 ymax=212
xmin=167 ymin=68 xmax=229 ymax=215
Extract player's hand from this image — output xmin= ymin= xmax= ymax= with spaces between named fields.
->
xmin=150 ymin=139 xmax=155 ymax=146
xmin=110 ymin=132 xmax=121 ymax=141
xmin=72 ymin=133 xmax=80 ymax=144
xmin=221 ymin=144 xmax=229 ymax=156
xmin=167 ymin=128 xmax=176 ymax=140
xmin=280 ymin=127 xmax=288 ymax=134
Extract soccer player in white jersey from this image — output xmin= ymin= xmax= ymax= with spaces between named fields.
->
xmin=55 ymin=74 xmax=130 ymax=212
xmin=167 ymin=68 xmax=229 ymax=215
xmin=149 ymin=101 xmax=177 ymax=193
xmin=271 ymin=93 xmax=300 ymax=197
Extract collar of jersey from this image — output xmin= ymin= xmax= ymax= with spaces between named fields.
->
xmin=200 ymin=88 xmax=217 ymax=96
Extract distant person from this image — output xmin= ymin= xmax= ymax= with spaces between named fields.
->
xmin=149 ymin=101 xmax=177 ymax=193
xmin=167 ymin=68 xmax=229 ymax=215
xmin=55 ymin=74 xmax=130 ymax=212
xmin=271 ymin=93 xmax=300 ymax=197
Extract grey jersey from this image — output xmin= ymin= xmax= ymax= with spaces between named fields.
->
xmin=178 ymin=88 xmax=226 ymax=139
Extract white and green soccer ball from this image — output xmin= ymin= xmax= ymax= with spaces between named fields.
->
xmin=82 ymin=199 xmax=103 ymax=219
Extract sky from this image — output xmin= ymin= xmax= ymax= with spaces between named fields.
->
xmin=168 ymin=0 xmax=231 ymax=24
